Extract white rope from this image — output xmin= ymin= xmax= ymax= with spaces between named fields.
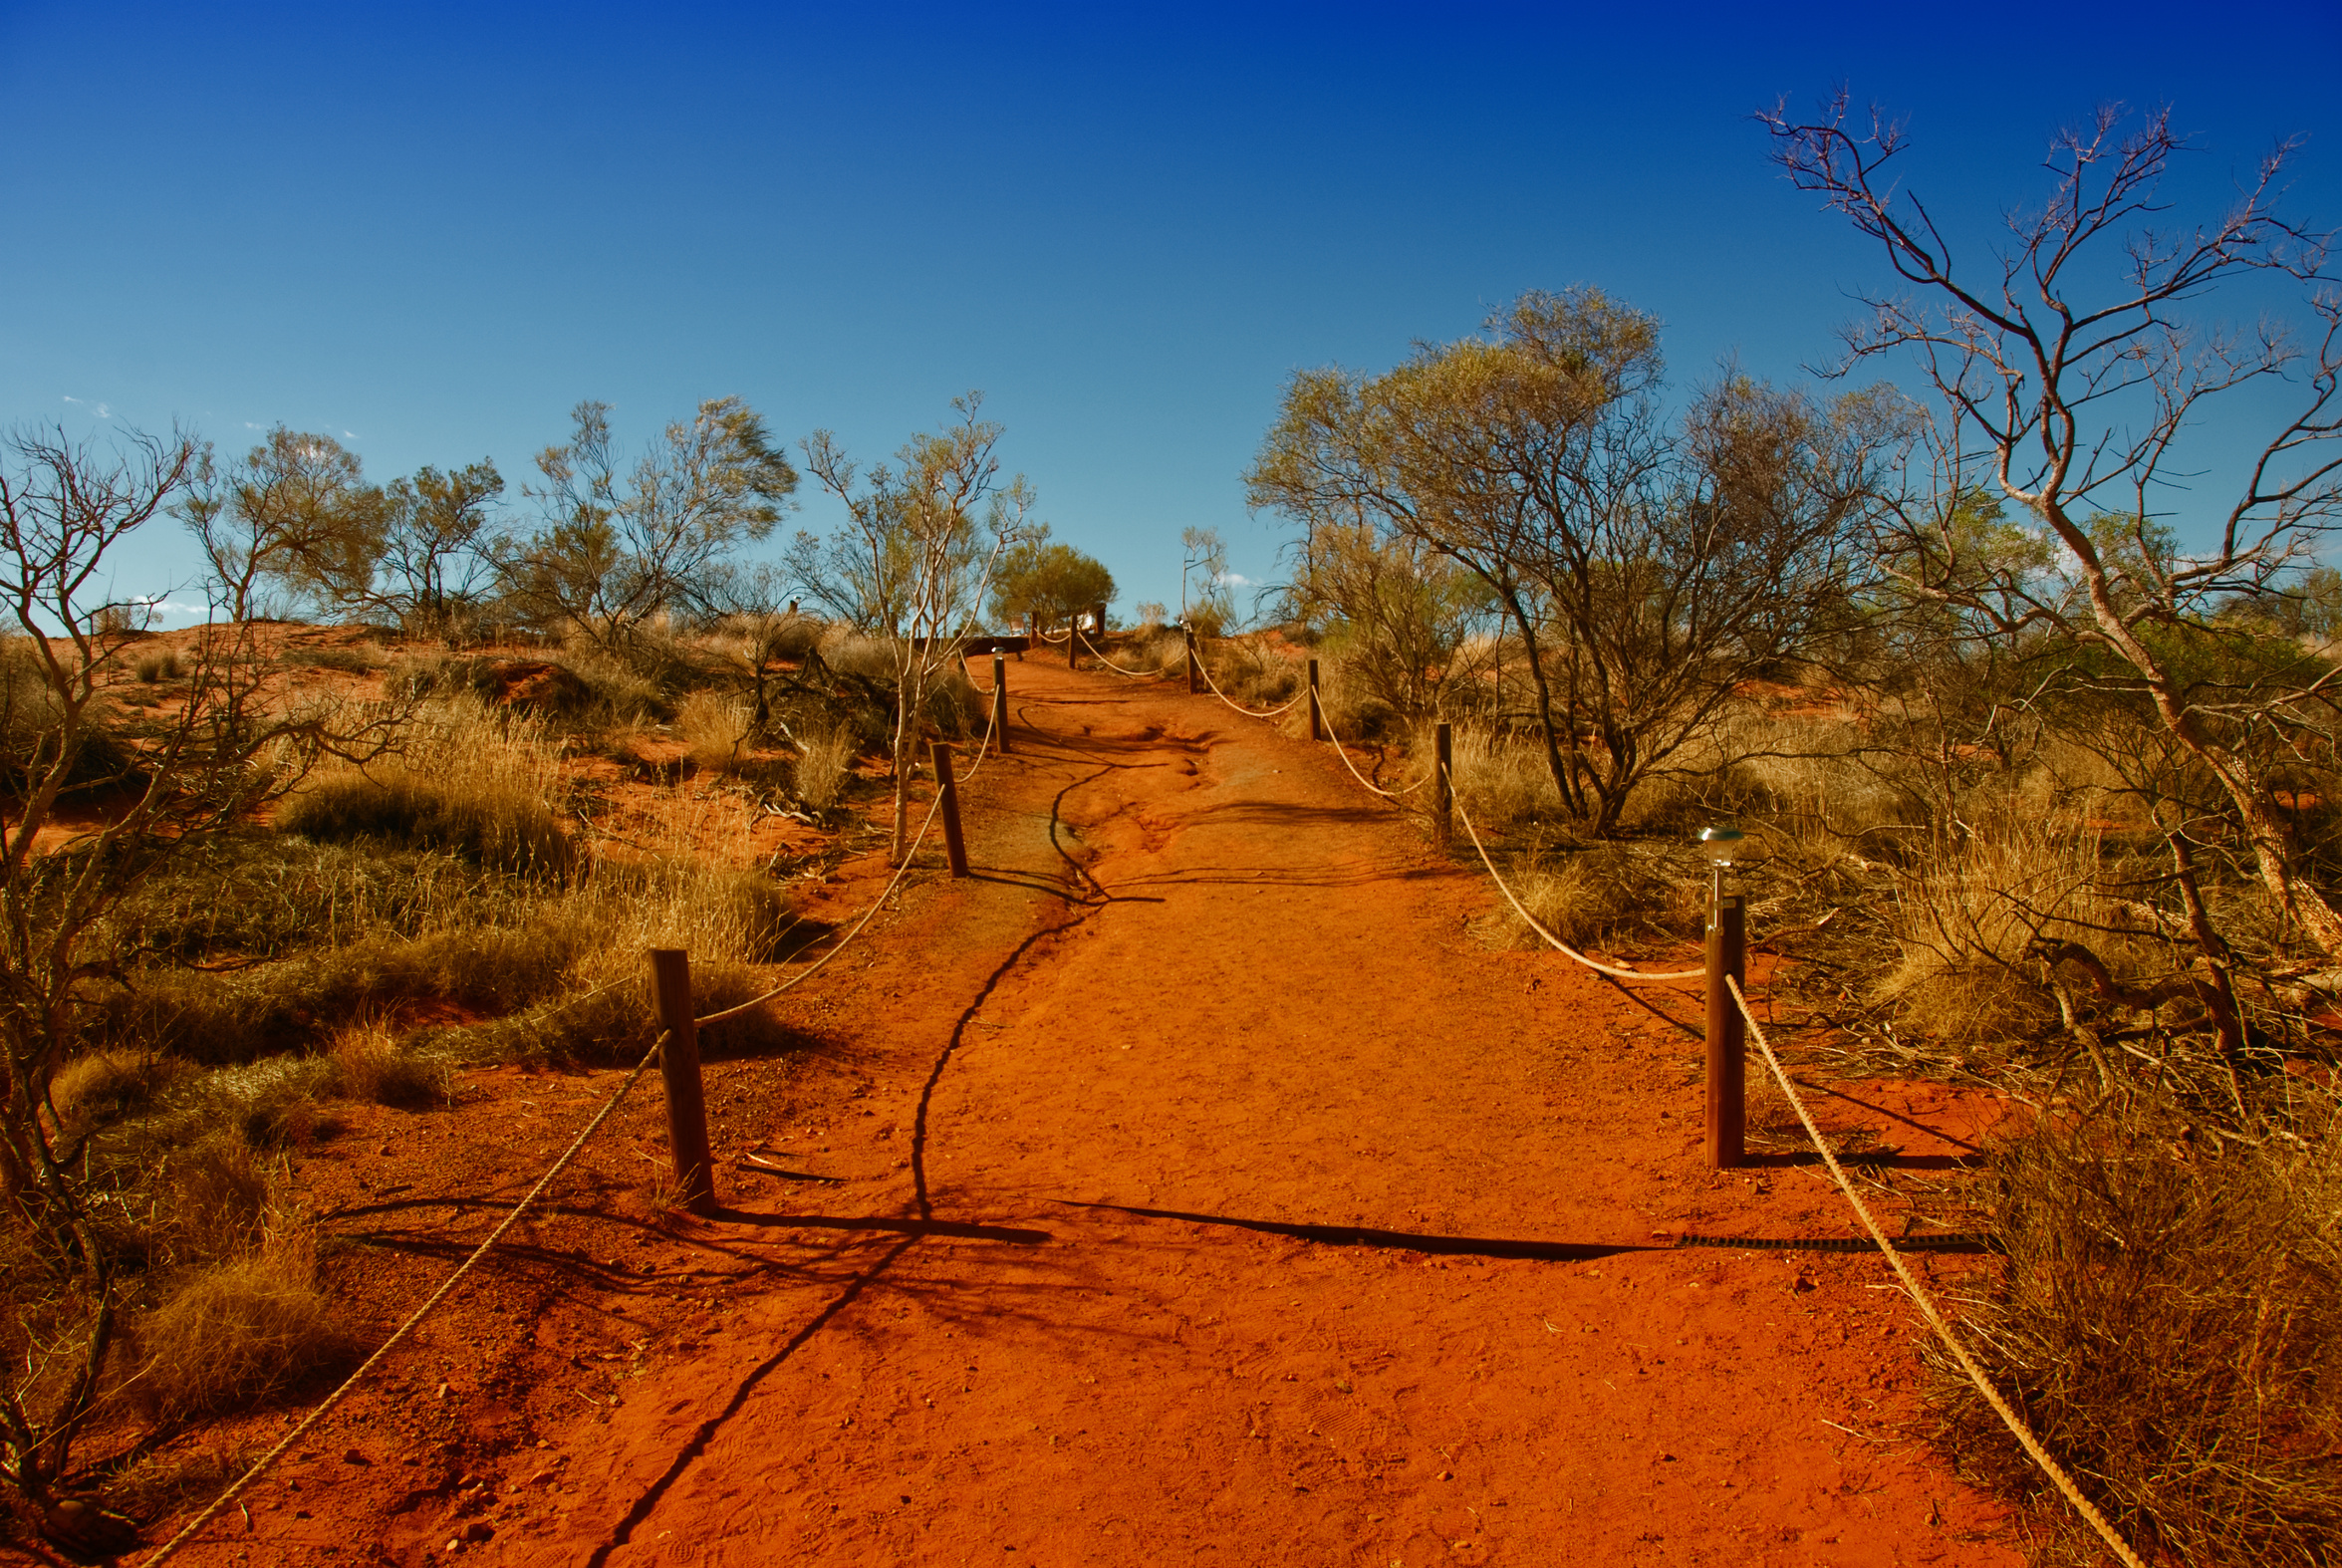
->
xmin=693 ymin=791 xmax=946 ymax=1027
xmin=1315 ymin=708 xmax=1431 ymax=800
xmin=1727 ymin=976 xmax=2151 ymax=1568
xmin=1193 ymin=651 xmax=1310 ymax=718
xmin=1083 ymin=642 xmax=1163 ymax=680
xmin=138 ymin=1034 xmax=669 ymax=1566
xmin=1452 ymin=795 xmax=1705 ymax=982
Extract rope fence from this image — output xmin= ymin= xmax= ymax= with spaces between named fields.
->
xmin=138 ymin=1033 xmax=673 ymax=1567
xmin=1182 ymin=641 xmax=2156 ymax=1558
xmin=140 ymin=768 xmax=962 ymax=1563
xmin=1728 ymin=976 xmax=2151 ymax=1568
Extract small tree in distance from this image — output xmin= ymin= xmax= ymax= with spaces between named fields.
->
xmin=988 ymin=534 xmax=1114 ymax=632
xmin=177 ymin=427 xmax=387 ymax=620
xmin=802 ymin=394 xmax=1035 ymax=861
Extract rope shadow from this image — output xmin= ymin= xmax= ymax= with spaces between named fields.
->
xmin=1055 ymin=1199 xmax=1655 ymax=1263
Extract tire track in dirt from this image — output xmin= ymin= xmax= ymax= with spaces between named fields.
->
xmin=499 ymin=662 xmax=2021 ymax=1567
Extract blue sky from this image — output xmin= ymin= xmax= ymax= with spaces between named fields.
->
xmin=4 ymin=2 xmax=2339 ymax=622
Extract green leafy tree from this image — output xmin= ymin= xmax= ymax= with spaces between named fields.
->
xmin=177 ymin=428 xmax=388 ymax=619
xmin=987 ymin=534 xmax=1115 ymax=631
xmin=1248 ymin=288 xmax=1904 ymax=834
xmin=500 ymin=397 xmax=796 ymax=641
xmin=374 ymin=460 xmax=504 ymax=634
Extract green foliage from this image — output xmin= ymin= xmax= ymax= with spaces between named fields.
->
xmin=988 ymin=535 xmax=1115 ymax=629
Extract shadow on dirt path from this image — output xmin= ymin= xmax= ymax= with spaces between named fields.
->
xmin=366 ymin=660 xmax=2022 ymax=1567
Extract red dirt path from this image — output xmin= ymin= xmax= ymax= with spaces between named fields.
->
xmin=157 ymin=659 xmax=2021 ymax=1568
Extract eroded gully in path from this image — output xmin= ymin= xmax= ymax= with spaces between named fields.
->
xmin=525 ymin=660 xmax=2020 ymax=1568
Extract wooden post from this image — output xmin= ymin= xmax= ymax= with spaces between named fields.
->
xmin=1091 ymin=603 xmax=1107 ymax=649
xmin=1434 ymin=721 xmax=1452 ymax=852
xmin=1705 ymin=893 xmax=1746 ymax=1170
xmin=1307 ymin=658 xmax=1323 ymax=741
xmin=1066 ymin=614 xmax=1079 ymax=668
xmin=991 ymin=653 xmax=1009 ymax=754
xmin=1184 ymin=626 xmax=1199 ymax=693
xmin=1022 ymin=613 xmax=1034 ymax=659
xmin=648 ymin=949 xmax=717 ymax=1216
xmin=930 ymin=741 xmax=969 ymax=878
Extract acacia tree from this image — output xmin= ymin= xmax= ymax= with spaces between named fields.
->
xmin=373 ymin=460 xmax=504 ymax=635
xmin=501 ymin=397 xmax=796 ymax=641
xmin=802 ymin=395 xmax=1033 ymax=861
xmin=1761 ymin=96 xmax=2342 ymax=954
xmin=987 ymin=532 xmax=1114 ymax=632
xmin=177 ymin=427 xmax=387 ymax=620
xmin=0 ymin=426 xmax=398 ymax=1546
xmin=1249 ymin=288 xmax=1901 ymax=834
xmin=1278 ymin=515 xmax=1499 ymax=720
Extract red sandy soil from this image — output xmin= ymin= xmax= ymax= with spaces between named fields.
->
xmin=135 ymin=657 xmax=2022 ymax=1568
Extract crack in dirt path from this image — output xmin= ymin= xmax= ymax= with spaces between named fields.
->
xmin=356 ymin=662 xmax=2024 ymax=1567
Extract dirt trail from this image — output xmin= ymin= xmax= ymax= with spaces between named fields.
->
xmin=386 ymin=662 xmax=2017 ymax=1566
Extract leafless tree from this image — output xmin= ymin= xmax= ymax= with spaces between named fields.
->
xmin=1762 ymin=94 xmax=2342 ymax=955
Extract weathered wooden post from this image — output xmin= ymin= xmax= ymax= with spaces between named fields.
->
xmin=991 ymin=653 xmax=1010 ymax=754
xmin=648 ymin=949 xmax=717 ymax=1216
xmin=1701 ymin=826 xmax=1748 ymax=1170
xmin=930 ymin=741 xmax=969 ymax=878
xmin=1704 ymin=894 xmax=1747 ymax=1171
xmin=1307 ymin=658 xmax=1323 ymax=741
xmin=1184 ymin=626 xmax=1199 ymax=693
xmin=1433 ymin=721 xmax=1452 ymax=852
xmin=1066 ymin=614 xmax=1079 ymax=669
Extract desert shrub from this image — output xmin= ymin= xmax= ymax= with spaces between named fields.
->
xmin=133 ymin=651 xmax=182 ymax=684
xmin=290 ymin=646 xmax=380 ymax=675
xmin=1439 ymin=725 xmax=1563 ymax=835
xmin=1206 ymin=637 xmax=1302 ymax=708
xmin=674 ymin=688 xmax=754 ymax=774
xmin=387 ymin=652 xmax=663 ymax=727
xmin=1 ymin=643 xmax=144 ymax=799
xmin=1933 ymin=1086 xmax=2342 ymax=1566
xmin=326 ymin=1020 xmax=448 ymax=1109
xmin=49 ymin=1049 xmax=182 ymax=1130
xmin=1309 ymin=650 xmax=1400 ymax=744
xmin=1499 ymin=842 xmax=1704 ymax=948
xmin=793 ymin=726 xmax=857 ymax=814
xmin=278 ymin=771 xmax=572 ymax=876
xmin=130 ymin=1231 xmax=346 ymax=1422
xmin=1875 ymin=823 xmax=2148 ymax=1045
xmin=147 ymin=1135 xmax=272 ymax=1267
xmin=279 ymin=698 xmax=573 ymax=876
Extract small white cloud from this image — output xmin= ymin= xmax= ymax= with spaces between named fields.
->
xmin=1218 ymin=571 xmax=1252 ymax=587
xmin=243 ymin=421 xmax=265 ymax=430
xmin=62 ymin=394 xmax=81 ymax=404
xmin=96 ymin=402 xmax=110 ymax=418
xmin=342 ymin=430 xmax=358 ymax=440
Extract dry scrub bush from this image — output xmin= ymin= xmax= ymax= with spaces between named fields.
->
xmin=1438 ymin=726 xmax=1562 ymax=835
xmin=1205 ymin=638 xmax=1302 ymax=708
xmin=278 ymin=697 xmax=573 ymax=876
xmin=130 ymin=1226 xmax=344 ymax=1423
xmin=327 ymin=1019 xmax=448 ymax=1108
xmin=1934 ymin=1085 xmax=2342 ymax=1566
xmin=792 ymin=726 xmax=856 ymax=814
xmin=673 ymin=688 xmax=755 ymax=774
xmin=49 ymin=1050 xmax=181 ymax=1131
xmin=132 ymin=650 xmax=181 ymax=684
xmin=1876 ymin=823 xmax=2146 ymax=1045
xmin=1499 ymin=843 xmax=1704 ymax=948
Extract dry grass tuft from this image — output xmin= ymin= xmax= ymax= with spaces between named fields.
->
xmin=1875 ymin=822 xmax=2141 ymax=1044
xmin=792 ymin=727 xmax=856 ymax=814
xmin=673 ymin=689 xmax=755 ymax=775
xmin=1439 ymin=726 xmax=1562 ymax=835
xmin=1934 ymin=1085 xmax=2342 ymax=1565
xmin=327 ymin=1020 xmax=448 ymax=1109
xmin=1500 ymin=843 xmax=1703 ymax=948
xmin=133 ymin=650 xmax=183 ymax=684
xmin=49 ymin=1049 xmax=181 ymax=1130
xmin=278 ymin=698 xmax=574 ymax=877
xmin=130 ymin=1227 xmax=347 ymax=1422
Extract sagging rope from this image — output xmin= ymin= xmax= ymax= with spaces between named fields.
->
xmin=1193 ymin=650 xmax=1310 ymax=718
xmin=1314 ymin=707 xmax=1432 ymax=801
xmin=138 ymin=1032 xmax=672 ymax=1568
xmin=695 ymin=791 xmax=947 ymax=1027
xmin=1453 ymin=795 xmax=1705 ymax=982
xmin=1726 ymin=975 xmax=2151 ymax=1568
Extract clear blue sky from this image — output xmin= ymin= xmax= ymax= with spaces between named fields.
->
xmin=4 ymin=2 xmax=2338 ymax=623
